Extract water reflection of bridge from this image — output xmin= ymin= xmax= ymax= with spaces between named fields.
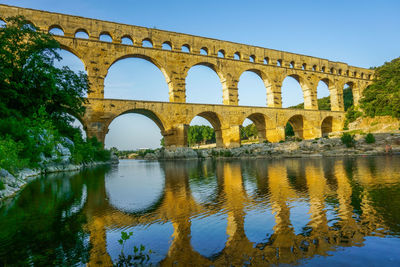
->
xmin=83 ymin=158 xmax=397 ymax=266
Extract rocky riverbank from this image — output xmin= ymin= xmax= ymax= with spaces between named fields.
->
xmin=140 ymin=133 xmax=400 ymax=160
xmin=0 ymin=138 xmax=119 ymax=201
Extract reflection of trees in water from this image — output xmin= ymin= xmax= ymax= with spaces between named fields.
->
xmin=2 ymin=157 xmax=400 ymax=265
xmin=0 ymin=166 xmax=110 ymax=266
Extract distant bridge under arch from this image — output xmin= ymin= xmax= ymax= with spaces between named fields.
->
xmin=0 ymin=4 xmax=374 ymax=147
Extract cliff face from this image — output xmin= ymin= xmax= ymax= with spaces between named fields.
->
xmin=348 ymin=116 xmax=400 ymax=133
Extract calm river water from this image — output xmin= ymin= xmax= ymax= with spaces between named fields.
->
xmin=1 ymin=156 xmax=400 ymax=266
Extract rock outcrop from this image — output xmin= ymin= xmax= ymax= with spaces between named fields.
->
xmin=137 ymin=133 xmax=400 ymax=161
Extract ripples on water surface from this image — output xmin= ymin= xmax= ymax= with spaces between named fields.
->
xmin=1 ymin=156 xmax=400 ymax=266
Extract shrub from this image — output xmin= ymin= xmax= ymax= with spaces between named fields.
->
xmin=279 ymin=140 xmax=285 ymax=143
xmin=341 ymin=133 xmax=356 ymax=148
xmin=114 ymin=231 xmax=152 ymax=266
xmin=224 ymin=151 xmax=232 ymax=157
xmin=365 ymin=133 xmax=376 ymax=144
xmin=0 ymin=136 xmax=29 ymax=174
xmin=71 ymin=134 xmax=111 ymax=164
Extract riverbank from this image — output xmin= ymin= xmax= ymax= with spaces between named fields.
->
xmin=0 ymin=160 xmax=119 ymax=201
xmin=0 ymin=135 xmax=119 ymax=201
xmin=139 ymin=133 xmax=400 ymax=160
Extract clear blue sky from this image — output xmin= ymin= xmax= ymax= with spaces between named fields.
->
xmin=2 ymin=0 xmax=399 ymax=149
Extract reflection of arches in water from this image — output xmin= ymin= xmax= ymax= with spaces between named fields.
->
xmin=241 ymin=159 xmax=270 ymax=198
xmin=285 ymin=158 xmax=308 ymax=192
xmin=105 ymin=161 xmax=166 ymax=215
xmin=62 ymin=185 xmax=87 ymax=219
xmin=190 ymin=213 xmax=228 ymax=259
xmin=81 ymin=158 xmax=394 ymax=265
xmin=188 ymin=160 xmax=220 ymax=205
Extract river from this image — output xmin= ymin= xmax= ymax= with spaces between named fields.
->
xmin=1 ymin=156 xmax=400 ymax=266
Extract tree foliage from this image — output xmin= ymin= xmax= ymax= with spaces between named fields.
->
xmin=360 ymin=57 xmax=400 ymax=118
xmin=188 ymin=125 xmax=215 ymax=146
xmin=240 ymin=123 xmax=258 ymax=140
xmin=0 ymin=16 xmax=89 ymax=136
xmin=0 ymin=16 xmax=109 ymax=172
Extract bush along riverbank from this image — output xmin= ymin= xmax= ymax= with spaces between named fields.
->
xmin=0 ymin=124 xmax=118 ymax=200
xmin=137 ymin=133 xmax=400 ymax=160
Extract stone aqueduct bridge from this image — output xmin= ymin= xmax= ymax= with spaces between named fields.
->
xmin=1 ymin=5 xmax=374 ymax=147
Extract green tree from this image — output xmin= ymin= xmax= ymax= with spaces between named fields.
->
xmin=0 ymin=16 xmax=109 ymax=171
xmin=188 ymin=125 xmax=215 ymax=146
xmin=0 ymin=16 xmax=89 ymax=138
xmin=240 ymin=124 xmax=257 ymax=140
xmin=360 ymin=57 xmax=400 ymax=118
xmin=285 ymin=123 xmax=295 ymax=137
xmin=343 ymin=87 xmax=354 ymax=111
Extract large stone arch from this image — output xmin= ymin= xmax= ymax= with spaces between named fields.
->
xmin=343 ymin=81 xmax=359 ymax=106
xmin=280 ymin=73 xmax=317 ymax=110
xmin=285 ymin=114 xmax=305 ymax=139
xmin=98 ymin=108 xmax=168 ymax=146
xmin=109 ymin=53 xmax=171 ymax=85
xmin=106 ymin=53 xmax=172 ymax=101
xmin=188 ymin=111 xmax=224 ymax=147
xmin=57 ymin=44 xmax=87 ymax=70
xmin=64 ymin=111 xmax=89 ymax=139
xmin=107 ymin=108 xmax=166 ymax=133
xmin=237 ymin=68 xmax=273 ymax=107
xmin=184 ymin=61 xmax=226 ymax=104
xmin=321 ymin=116 xmax=333 ymax=136
xmin=319 ymin=77 xmax=343 ymax=111
xmin=239 ymin=112 xmax=272 ymax=143
xmin=185 ymin=62 xmax=225 ymax=84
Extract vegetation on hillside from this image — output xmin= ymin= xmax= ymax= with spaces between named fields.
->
xmin=289 ymin=87 xmax=354 ymax=111
xmin=360 ymin=57 xmax=400 ymax=118
xmin=0 ymin=16 xmax=110 ymax=174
